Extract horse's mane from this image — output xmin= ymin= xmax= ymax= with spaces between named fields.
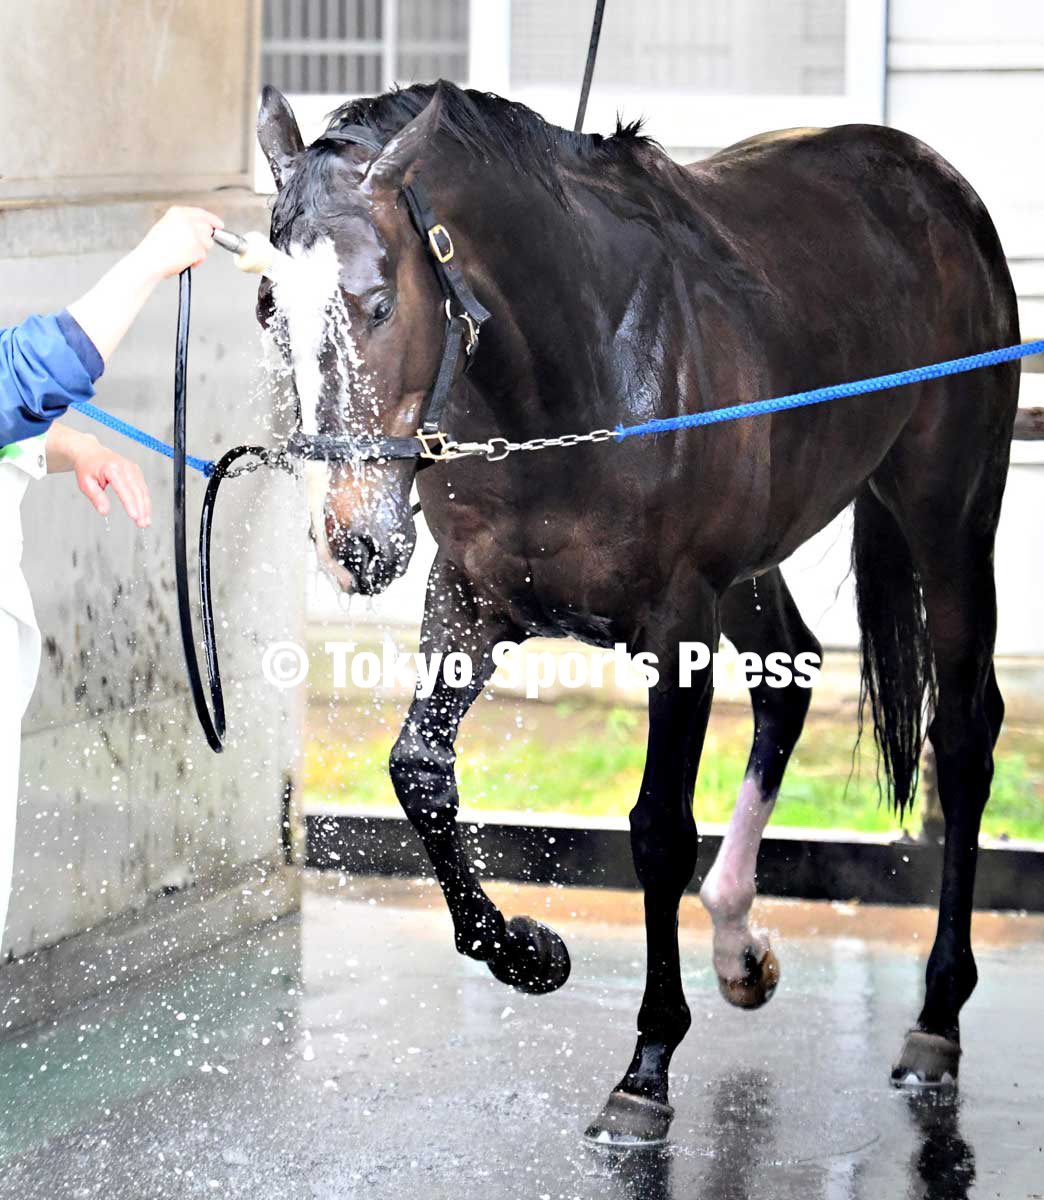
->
xmin=324 ymin=80 xmax=656 ymax=203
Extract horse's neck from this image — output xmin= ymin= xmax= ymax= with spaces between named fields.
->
xmin=455 ymin=171 xmax=642 ymax=435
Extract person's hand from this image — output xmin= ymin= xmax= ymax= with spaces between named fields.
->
xmin=132 ymin=206 xmax=224 ymax=283
xmin=71 ymin=437 xmax=152 ymax=528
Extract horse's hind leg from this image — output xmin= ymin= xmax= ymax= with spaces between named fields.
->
xmin=891 ymin=546 xmax=1003 ymax=1087
xmin=389 ymin=555 xmax=570 ymax=996
xmin=585 ymin=580 xmax=718 ymax=1147
xmin=866 ymin=370 xmax=1014 ymax=1086
xmin=700 ymin=569 xmax=821 ymax=1008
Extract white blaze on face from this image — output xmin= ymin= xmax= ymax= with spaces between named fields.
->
xmin=275 ymin=235 xmax=341 ymax=436
xmin=273 ymin=235 xmax=356 ymax=590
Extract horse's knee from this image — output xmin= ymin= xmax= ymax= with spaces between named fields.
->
xmin=389 ymin=726 xmax=457 ymax=828
xmin=629 ymin=805 xmax=698 ymax=893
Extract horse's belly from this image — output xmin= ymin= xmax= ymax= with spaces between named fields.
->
xmin=448 ymin=506 xmax=663 ymax=645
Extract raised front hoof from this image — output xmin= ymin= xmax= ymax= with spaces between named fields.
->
xmin=487 ymin=915 xmax=571 ymax=996
xmin=890 ymin=1030 xmax=961 ymax=1089
xmin=583 ymin=1091 xmax=675 ymax=1149
xmin=717 ymin=947 xmax=780 ymax=1010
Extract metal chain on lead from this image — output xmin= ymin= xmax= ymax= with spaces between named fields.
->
xmin=224 ymin=427 xmax=619 ymax=474
xmin=220 ymin=449 xmax=295 ymax=479
xmin=439 ymin=427 xmax=619 ymax=463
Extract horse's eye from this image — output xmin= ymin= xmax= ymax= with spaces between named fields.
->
xmin=372 ymin=296 xmax=395 ymax=325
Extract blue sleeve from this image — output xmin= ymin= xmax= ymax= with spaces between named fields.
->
xmin=0 ymin=310 xmax=105 ymax=447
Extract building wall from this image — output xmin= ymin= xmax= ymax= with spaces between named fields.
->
xmin=0 ymin=0 xmax=258 ymax=200
xmin=1 ymin=1 xmax=304 ymax=960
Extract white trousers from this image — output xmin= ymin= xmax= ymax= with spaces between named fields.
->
xmin=0 ymin=605 xmax=40 ymax=947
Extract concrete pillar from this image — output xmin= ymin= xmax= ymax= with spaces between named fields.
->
xmin=0 ymin=1 xmax=303 ymax=1026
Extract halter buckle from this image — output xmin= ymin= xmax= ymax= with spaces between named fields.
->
xmin=427 ymin=224 xmax=454 ymax=264
xmin=417 ymin=428 xmax=454 ymax=461
xmin=444 ymin=299 xmax=480 ymax=355
xmin=461 ymin=311 xmax=479 ymax=355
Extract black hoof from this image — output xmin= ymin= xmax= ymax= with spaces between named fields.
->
xmin=891 ymin=1030 xmax=961 ymax=1088
xmin=487 ymin=915 xmax=571 ymax=995
xmin=584 ymin=1090 xmax=675 ymax=1148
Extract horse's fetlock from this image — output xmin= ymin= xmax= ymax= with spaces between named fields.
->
xmin=453 ymin=907 xmax=506 ymax=961
xmin=638 ymin=999 xmax=691 ymax=1048
xmin=700 ymin=875 xmax=755 ymax=924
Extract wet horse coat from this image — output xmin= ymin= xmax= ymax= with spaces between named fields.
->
xmin=256 ymin=82 xmax=1019 ymax=1144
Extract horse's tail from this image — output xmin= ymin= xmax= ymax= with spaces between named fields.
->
xmin=851 ymin=485 xmax=937 ymax=818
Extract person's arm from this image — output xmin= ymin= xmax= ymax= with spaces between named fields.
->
xmin=45 ymin=423 xmax=151 ymax=528
xmin=67 ymin=206 xmax=223 ymax=363
xmin=0 ymin=206 xmax=224 ymax=448
xmin=0 ymin=312 xmax=103 ymax=446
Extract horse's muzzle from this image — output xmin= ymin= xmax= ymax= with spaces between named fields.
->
xmin=325 ymin=523 xmax=410 ymax=595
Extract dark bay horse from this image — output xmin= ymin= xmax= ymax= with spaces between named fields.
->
xmin=256 ymin=81 xmax=1019 ymax=1145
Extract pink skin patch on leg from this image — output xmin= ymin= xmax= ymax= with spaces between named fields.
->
xmin=699 ymin=773 xmax=775 ymax=982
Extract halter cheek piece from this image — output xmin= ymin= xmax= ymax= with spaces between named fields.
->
xmin=284 ymin=125 xmax=492 ymax=468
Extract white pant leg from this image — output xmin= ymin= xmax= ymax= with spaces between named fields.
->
xmin=0 ymin=607 xmax=40 ymax=949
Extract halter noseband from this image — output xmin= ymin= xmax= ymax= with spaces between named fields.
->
xmin=284 ymin=125 xmax=491 ymax=467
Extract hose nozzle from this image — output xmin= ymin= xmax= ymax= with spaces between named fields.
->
xmin=212 ymin=228 xmax=279 ymax=276
xmin=213 ymin=228 xmax=248 ymax=256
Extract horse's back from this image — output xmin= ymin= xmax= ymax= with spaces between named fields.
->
xmin=683 ymin=122 xmax=1016 ymax=323
xmin=646 ymin=122 xmax=1020 ymax=565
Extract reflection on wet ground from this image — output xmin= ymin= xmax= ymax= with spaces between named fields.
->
xmin=0 ymin=877 xmax=1041 ymax=1198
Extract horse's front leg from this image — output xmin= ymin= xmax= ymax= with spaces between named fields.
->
xmin=389 ymin=556 xmax=570 ymax=995
xmin=586 ymin=591 xmax=718 ymax=1147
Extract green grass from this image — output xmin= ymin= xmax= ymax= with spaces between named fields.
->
xmin=304 ymin=697 xmax=1044 ymax=841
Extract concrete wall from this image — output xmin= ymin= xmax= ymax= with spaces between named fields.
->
xmin=0 ymin=0 xmax=259 ymax=200
xmin=1 ymin=2 xmax=304 ymax=962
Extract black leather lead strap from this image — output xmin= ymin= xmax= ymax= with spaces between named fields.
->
xmin=175 ymin=267 xmax=280 ymax=753
xmin=197 ymin=443 xmax=272 ymax=745
xmin=284 ymin=431 xmax=422 ymax=461
xmin=174 ymin=268 xmax=225 ymax=753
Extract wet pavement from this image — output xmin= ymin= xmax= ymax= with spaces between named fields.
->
xmin=0 ymin=875 xmax=1042 ymax=1199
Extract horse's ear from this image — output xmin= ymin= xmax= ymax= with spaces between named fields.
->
xmin=362 ymin=92 xmax=444 ymax=193
xmin=258 ymin=85 xmax=304 ymax=189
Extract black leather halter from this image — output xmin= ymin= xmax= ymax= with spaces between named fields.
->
xmin=284 ymin=125 xmax=491 ymax=467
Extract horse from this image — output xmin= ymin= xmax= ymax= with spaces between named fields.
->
xmin=255 ymin=80 xmax=1019 ymax=1146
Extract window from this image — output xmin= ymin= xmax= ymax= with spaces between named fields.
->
xmin=510 ymin=0 xmax=847 ymax=95
xmin=261 ymin=0 xmax=469 ymax=96
xmin=258 ymin=0 xmax=885 ymax=174
xmin=470 ymin=0 xmax=886 ymax=155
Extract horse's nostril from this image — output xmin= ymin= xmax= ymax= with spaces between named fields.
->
xmin=323 ymin=515 xmax=408 ymax=595
xmin=347 ymin=534 xmax=377 ymax=576
xmin=334 ymin=533 xmax=383 ymax=592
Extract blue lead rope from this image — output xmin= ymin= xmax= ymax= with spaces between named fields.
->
xmin=615 ymin=339 xmax=1044 ymax=440
xmin=73 ymin=401 xmax=216 ymax=476
xmin=73 ymin=338 xmax=1044 ymax=470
